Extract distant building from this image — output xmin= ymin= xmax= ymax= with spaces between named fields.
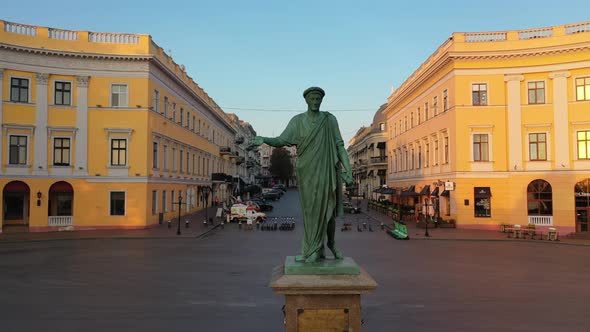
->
xmin=347 ymin=105 xmax=388 ymax=198
xmin=258 ymin=144 xmax=297 ymax=187
xmin=384 ymin=21 xmax=590 ymax=234
xmin=0 ymin=20 xmax=238 ymax=232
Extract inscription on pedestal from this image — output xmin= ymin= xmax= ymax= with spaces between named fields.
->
xmin=297 ymin=308 xmax=349 ymax=331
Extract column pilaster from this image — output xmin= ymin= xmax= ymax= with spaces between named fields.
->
xmin=75 ymin=76 xmax=89 ymax=176
xmin=33 ymin=72 xmax=49 ymax=176
xmin=504 ymin=74 xmax=524 ymax=171
xmin=549 ymin=70 xmax=571 ymax=169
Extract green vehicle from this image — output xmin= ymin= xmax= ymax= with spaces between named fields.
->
xmin=388 ymin=220 xmax=409 ymax=240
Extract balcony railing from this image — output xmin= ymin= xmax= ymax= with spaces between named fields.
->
xmin=528 ymin=216 xmax=553 ymax=226
xmin=48 ymin=216 xmax=73 ymax=227
xmin=220 ymin=147 xmax=232 ymax=155
xmin=370 ymin=156 xmax=387 ymax=164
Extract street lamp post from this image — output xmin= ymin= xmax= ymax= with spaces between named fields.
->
xmin=173 ymin=194 xmax=186 ymax=236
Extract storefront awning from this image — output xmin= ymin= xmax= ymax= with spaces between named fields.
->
xmin=474 ymin=187 xmax=491 ymax=198
xmin=441 ymin=190 xmax=450 ymax=197
xmin=419 ymin=185 xmax=431 ymax=195
xmin=376 ymin=142 xmax=386 ymax=149
xmin=431 ymin=187 xmax=439 ymax=196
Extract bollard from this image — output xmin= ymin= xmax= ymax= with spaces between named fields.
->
xmin=203 ymin=220 xmax=208 ymax=227
xmin=380 ymin=222 xmax=385 ymax=230
xmin=185 ymin=220 xmax=190 ymax=228
xmin=167 ymin=220 xmax=171 ymax=229
xmin=239 ymin=221 xmax=242 ymax=229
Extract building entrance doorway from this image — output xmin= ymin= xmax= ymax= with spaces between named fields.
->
xmin=2 ymin=181 xmax=30 ymax=231
xmin=574 ymin=179 xmax=590 ymax=233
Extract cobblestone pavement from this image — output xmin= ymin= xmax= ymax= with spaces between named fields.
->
xmin=1 ymin=190 xmax=589 ymax=332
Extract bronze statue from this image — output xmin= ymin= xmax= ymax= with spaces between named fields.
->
xmin=250 ymin=87 xmax=353 ymax=263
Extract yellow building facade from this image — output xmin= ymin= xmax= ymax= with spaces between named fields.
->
xmin=0 ymin=20 xmax=237 ymax=232
xmin=385 ymin=21 xmax=590 ymax=234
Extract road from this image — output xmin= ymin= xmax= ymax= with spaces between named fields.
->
xmin=1 ymin=189 xmax=589 ymax=331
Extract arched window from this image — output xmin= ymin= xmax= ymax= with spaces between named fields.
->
xmin=527 ymin=180 xmax=552 ymax=215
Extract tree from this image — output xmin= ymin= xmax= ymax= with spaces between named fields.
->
xmin=269 ymin=147 xmax=294 ymax=184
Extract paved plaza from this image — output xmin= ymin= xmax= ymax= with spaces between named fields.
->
xmin=1 ymin=190 xmax=589 ymax=331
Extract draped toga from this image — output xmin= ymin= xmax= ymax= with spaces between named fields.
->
xmin=267 ymin=111 xmax=345 ymax=258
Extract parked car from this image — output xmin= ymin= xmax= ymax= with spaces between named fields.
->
xmin=248 ymin=199 xmax=274 ymax=211
xmin=343 ymin=201 xmax=361 ymax=214
xmin=262 ymin=191 xmax=280 ymax=201
xmin=273 ymin=184 xmax=287 ymax=192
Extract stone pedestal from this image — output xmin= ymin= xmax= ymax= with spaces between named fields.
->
xmin=270 ymin=257 xmax=377 ymax=332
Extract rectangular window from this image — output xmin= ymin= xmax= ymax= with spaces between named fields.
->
xmin=180 ymin=107 xmax=184 ymax=124
xmin=162 ymin=190 xmax=167 ymax=212
xmin=154 ymin=90 xmax=160 ymax=112
xmin=411 ymin=112 xmax=414 ymax=128
xmin=417 ymin=107 xmax=421 ymax=125
xmin=172 ymin=103 xmax=177 ymax=122
xmin=110 ymin=139 xmax=127 ymax=166
xmin=417 ymin=146 xmax=422 ymax=169
xmin=10 ymin=78 xmax=29 ymax=103
xmin=110 ymin=191 xmax=125 ymax=216
xmin=443 ymin=89 xmax=449 ymax=112
xmin=111 ymin=84 xmax=128 ymax=107
xmin=474 ymin=188 xmax=492 ymax=218
xmin=577 ymin=131 xmax=590 ymax=159
xmin=152 ymin=190 xmax=158 ymax=215
xmin=404 ymin=116 xmax=407 ymax=131
xmin=153 ymin=142 xmax=159 ymax=168
xmin=425 ymin=143 xmax=429 ymax=167
xmin=54 ymin=81 xmax=71 ymax=105
xmin=186 ymin=152 xmax=190 ymax=174
xmin=9 ymin=135 xmax=27 ymax=165
xmin=425 ymin=102 xmax=429 ymax=121
xmin=192 ymin=154 xmax=196 ymax=175
xmin=529 ymin=133 xmax=547 ymax=161
xmin=171 ymin=190 xmax=176 ymax=211
xmin=192 ymin=116 xmax=196 ymax=132
xmin=576 ymin=77 xmax=590 ymax=101
xmin=473 ymin=134 xmax=489 ymax=162
xmin=444 ymin=137 xmax=449 ymax=164
xmin=163 ymin=145 xmax=168 ymax=170
xmin=53 ymin=138 xmax=70 ymax=166
xmin=472 ymin=83 xmax=488 ymax=106
xmin=164 ymin=96 xmax=169 ymax=117
xmin=198 ymin=120 xmax=201 ymax=134
xmin=180 ymin=149 xmax=184 ymax=173
xmin=410 ymin=148 xmax=414 ymax=170
xmin=528 ymin=81 xmax=545 ymax=104
xmin=433 ymin=96 xmax=438 ymax=116
xmin=172 ymin=147 xmax=177 ymax=171
xmin=434 ymin=140 xmax=439 ymax=165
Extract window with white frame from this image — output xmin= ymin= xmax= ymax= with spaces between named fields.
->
xmin=164 ymin=96 xmax=169 ymax=117
xmin=171 ymin=190 xmax=176 ymax=211
xmin=54 ymin=81 xmax=71 ymax=105
xmin=425 ymin=143 xmax=429 ymax=167
xmin=53 ymin=138 xmax=70 ymax=166
xmin=110 ymin=139 xmax=127 ymax=166
xmin=443 ymin=89 xmax=449 ymax=112
xmin=434 ymin=140 xmax=439 ymax=165
xmin=527 ymin=81 xmax=545 ymax=104
xmin=163 ymin=144 xmax=168 ymax=170
xmin=473 ymin=134 xmax=489 ymax=161
xmin=529 ymin=133 xmax=547 ymax=161
xmin=110 ymin=191 xmax=125 ymax=216
xmin=576 ymin=77 xmax=590 ymax=101
xmin=192 ymin=115 xmax=196 ymax=132
xmin=472 ymin=83 xmax=487 ymax=106
xmin=9 ymin=135 xmax=27 ymax=165
xmin=172 ymin=147 xmax=177 ymax=171
xmin=154 ymin=90 xmax=160 ymax=112
xmin=111 ymin=84 xmax=128 ymax=107
xmin=153 ymin=141 xmax=159 ymax=168
xmin=433 ymin=96 xmax=438 ymax=116
xmin=172 ymin=103 xmax=177 ymax=122
xmin=577 ymin=131 xmax=590 ymax=160
xmin=380 ymin=123 xmax=385 ymax=131
xmin=10 ymin=78 xmax=29 ymax=103
xmin=444 ymin=137 xmax=449 ymax=164
xmin=152 ymin=190 xmax=158 ymax=215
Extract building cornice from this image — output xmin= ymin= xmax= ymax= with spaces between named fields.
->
xmin=0 ymin=42 xmax=150 ymax=61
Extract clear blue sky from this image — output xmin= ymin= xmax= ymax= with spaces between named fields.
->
xmin=3 ymin=1 xmax=589 ymax=144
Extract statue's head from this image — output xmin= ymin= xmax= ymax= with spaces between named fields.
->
xmin=303 ymin=87 xmax=325 ymax=112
